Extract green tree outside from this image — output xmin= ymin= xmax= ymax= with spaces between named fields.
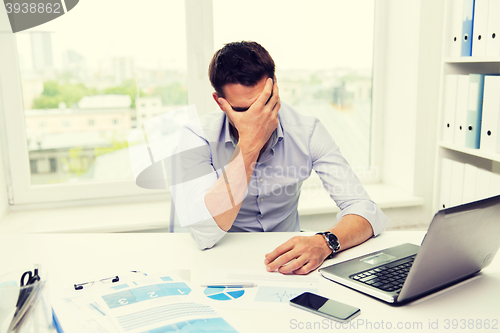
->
xmin=33 ymin=81 xmax=97 ymax=109
xmin=31 ymin=79 xmax=187 ymax=109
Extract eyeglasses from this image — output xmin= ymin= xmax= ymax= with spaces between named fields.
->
xmin=74 ymin=276 xmax=119 ymax=290
xmin=74 ymin=271 xmax=147 ymax=290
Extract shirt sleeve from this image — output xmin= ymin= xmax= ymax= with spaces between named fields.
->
xmin=309 ymin=119 xmax=388 ymax=236
xmin=172 ymin=125 xmax=227 ymax=250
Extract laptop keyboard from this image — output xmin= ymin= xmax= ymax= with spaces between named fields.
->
xmin=350 ymin=255 xmax=416 ymax=293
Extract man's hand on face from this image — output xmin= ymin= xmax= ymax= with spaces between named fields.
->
xmin=263 ymin=235 xmax=332 ymax=275
xmin=218 ymin=78 xmax=280 ymax=157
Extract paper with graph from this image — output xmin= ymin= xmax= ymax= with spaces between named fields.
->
xmin=199 ymin=269 xmax=319 ymax=311
xmin=89 ymin=274 xmax=238 ymax=333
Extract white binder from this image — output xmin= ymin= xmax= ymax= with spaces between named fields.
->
xmin=486 ymin=0 xmax=500 ymax=56
xmin=454 ymin=75 xmax=469 ymax=147
xmin=442 ymin=75 xmax=458 ymax=143
xmin=462 ymin=163 xmax=477 ymax=204
xmin=472 ymin=0 xmax=489 ymax=57
xmin=480 ymin=76 xmax=500 ymax=153
xmin=475 ymin=167 xmax=492 ymax=200
xmin=440 ymin=158 xmax=453 ymax=209
xmin=450 ymin=160 xmax=465 ymax=207
xmin=449 ymin=0 xmax=465 ymax=57
xmin=490 ymin=172 xmax=500 ymax=196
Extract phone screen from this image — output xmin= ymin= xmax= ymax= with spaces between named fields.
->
xmin=290 ymin=292 xmax=360 ymax=322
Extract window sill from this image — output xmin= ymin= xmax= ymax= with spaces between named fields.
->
xmin=0 ymin=183 xmax=423 ymax=233
xmin=297 ymin=183 xmax=424 ymax=215
xmin=0 ymin=200 xmax=171 ymax=233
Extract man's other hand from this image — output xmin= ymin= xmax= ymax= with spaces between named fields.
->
xmin=264 ymin=235 xmax=331 ymax=275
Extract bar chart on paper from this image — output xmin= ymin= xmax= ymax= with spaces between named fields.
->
xmin=204 ymin=287 xmax=245 ymax=301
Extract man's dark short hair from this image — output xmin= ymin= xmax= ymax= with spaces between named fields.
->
xmin=209 ymin=41 xmax=275 ymax=97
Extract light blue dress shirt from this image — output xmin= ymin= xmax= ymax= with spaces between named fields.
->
xmin=179 ymin=103 xmax=387 ymax=249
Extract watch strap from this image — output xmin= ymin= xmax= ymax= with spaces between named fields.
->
xmin=316 ymin=231 xmax=340 ymax=260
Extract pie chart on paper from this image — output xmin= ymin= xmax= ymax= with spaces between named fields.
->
xmin=204 ymin=287 xmax=245 ymax=301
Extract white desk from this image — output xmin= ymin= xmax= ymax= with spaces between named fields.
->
xmin=1 ymin=231 xmax=499 ymax=332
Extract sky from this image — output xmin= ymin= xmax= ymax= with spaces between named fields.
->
xmin=16 ymin=0 xmax=374 ymax=73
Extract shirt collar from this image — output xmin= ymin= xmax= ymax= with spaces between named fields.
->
xmin=223 ymin=113 xmax=284 ymax=147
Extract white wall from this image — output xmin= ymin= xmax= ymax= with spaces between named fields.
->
xmin=378 ymin=0 xmax=444 ymax=227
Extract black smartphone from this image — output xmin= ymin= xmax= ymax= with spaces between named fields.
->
xmin=289 ymin=292 xmax=360 ymax=323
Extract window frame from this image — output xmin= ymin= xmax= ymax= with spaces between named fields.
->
xmin=0 ymin=0 xmax=383 ymax=207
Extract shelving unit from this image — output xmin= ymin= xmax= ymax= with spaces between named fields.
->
xmin=432 ymin=0 xmax=500 ymax=212
xmin=438 ymin=141 xmax=500 ymax=163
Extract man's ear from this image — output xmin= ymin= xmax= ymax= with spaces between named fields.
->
xmin=212 ymin=92 xmax=223 ymax=111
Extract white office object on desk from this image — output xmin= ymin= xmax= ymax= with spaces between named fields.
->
xmin=472 ymin=0 xmax=489 ymax=57
xmin=486 ymin=0 xmax=500 ymax=56
xmin=480 ymin=76 xmax=500 ymax=154
xmin=449 ymin=0 xmax=465 ymax=57
xmin=475 ymin=167 xmax=492 ymax=201
xmin=465 ymin=74 xmax=485 ymax=149
xmin=439 ymin=158 xmax=453 ymax=209
xmin=442 ymin=75 xmax=458 ymax=143
xmin=450 ymin=160 xmax=465 ymax=207
xmin=454 ymin=75 xmax=470 ymax=147
xmin=462 ymin=163 xmax=478 ymax=204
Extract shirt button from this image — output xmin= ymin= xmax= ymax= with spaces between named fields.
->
xmin=259 ymin=178 xmax=263 ymax=182
xmin=259 ymin=215 xmax=263 ymax=218
xmin=260 ymin=198 xmax=264 ymax=202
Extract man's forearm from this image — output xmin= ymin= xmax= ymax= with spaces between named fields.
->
xmin=327 ymin=214 xmax=374 ymax=252
xmin=204 ymin=145 xmax=259 ymax=231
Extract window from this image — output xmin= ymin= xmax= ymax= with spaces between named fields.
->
xmin=49 ymin=158 xmax=57 ymax=173
xmin=0 ymin=0 xmax=380 ymax=205
xmin=13 ymin=0 xmax=188 ymax=189
xmin=16 ymin=0 xmax=187 ymax=184
xmin=29 ymin=159 xmax=38 ymax=174
xmin=213 ymin=0 xmax=374 ymax=170
xmin=0 ymin=0 xmax=189 ymax=204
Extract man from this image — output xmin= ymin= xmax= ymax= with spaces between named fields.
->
xmin=179 ymin=41 xmax=387 ymax=275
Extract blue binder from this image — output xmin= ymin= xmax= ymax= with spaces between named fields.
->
xmin=461 ymin=0 xmax=475 ymax=56
xmin=465 ymin=74 xmax=485 ymax=149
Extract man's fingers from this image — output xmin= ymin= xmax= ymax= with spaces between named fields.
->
xmin=218 ymin=97 xmax=233 ymax=113
xmin=293 ymin=261 xmax=318 ymax=275
xmin=264 ymin=243 xmax=296 ymax=271
xmin=268 ymin=79 xmax=280 ymax=116
xmin=278 ymin=255 xmax=308 ymax=274
xmin=271 ymin=98 xmax=281 ymax=119
xmin=266 ymin=250 xmax=299 ymax=272
xmin=217 ymin=97 xmax=232 ymax=111
xmin=264 ymin=238 xmax=296 ymax=263
xmin=254 ymin=77 xmax=274 ymax=108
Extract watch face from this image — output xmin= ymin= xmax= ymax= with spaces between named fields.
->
xmin=327 ymin=233 xmax=339 ymax=250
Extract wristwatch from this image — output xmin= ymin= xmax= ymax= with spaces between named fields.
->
xmin=316 ymin=231 xmax=340 ymax=260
